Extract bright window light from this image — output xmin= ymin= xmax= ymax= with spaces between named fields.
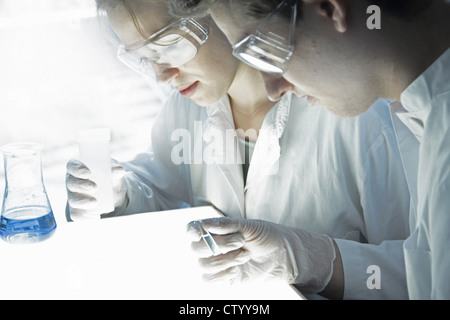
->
xmin=0 ymin=0 xmax=170 ymax=214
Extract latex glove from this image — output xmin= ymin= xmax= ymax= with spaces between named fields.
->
xmin=187 ymin=217 xmax=336 ymax=293
xmin=65 ymin=158 xmax=127 ymax=220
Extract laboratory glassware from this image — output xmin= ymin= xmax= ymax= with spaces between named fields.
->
xmin=77 ymin=128 xmax=114 ymax=217
xmin=0 ymin=142 xmax=57 ymax=243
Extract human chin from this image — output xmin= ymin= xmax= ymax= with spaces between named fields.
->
xmin=190 ymin=86 xmax=223 ymax=107
xmin=321 ymin=98 xmax=371 ymax=119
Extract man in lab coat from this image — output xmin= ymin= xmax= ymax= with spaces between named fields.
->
xmin=169 ymin=0 xmax=450 ymax=299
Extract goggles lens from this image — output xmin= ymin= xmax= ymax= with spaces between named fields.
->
xmin=232 ymin=0 xmax=297 ymax=75
xmin=117 ymin=18 xmax=208 ymax=76
xmin=233 ymin=32 xmax=293 ymax=74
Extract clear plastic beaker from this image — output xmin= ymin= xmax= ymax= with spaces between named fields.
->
xmin=0 ymin=142 xmax=57 ymax=244
xmin=77 ymin=128 xmax=114 ymax=218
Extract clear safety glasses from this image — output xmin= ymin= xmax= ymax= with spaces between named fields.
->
xmin=232 ymin=0 xmax=297 ymax=75
xmin=117 ymin=18 xmax=209 ymax=76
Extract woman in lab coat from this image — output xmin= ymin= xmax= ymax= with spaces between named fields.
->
xmin=66 ymin=0 xmax=412 ymax=299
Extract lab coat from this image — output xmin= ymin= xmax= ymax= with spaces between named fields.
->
xmin=117 ymin=91 xmax=412 ymax=299
xmin=390 ymin=48 xmax=450 ymax=299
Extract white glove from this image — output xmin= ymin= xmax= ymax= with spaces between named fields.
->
xmin=187 ymin=217 xmax=336 ymax=293
xmin=65 ymin=158 xmax=127 ymax=220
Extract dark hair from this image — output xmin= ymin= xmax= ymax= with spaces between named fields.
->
xmin=169 ymin=0 xmax=301 ymax=22
xmin=370 ymin=0 xmax=433 ymax=18
xmin=168 ymin=0 xmax=217 ymax=18
xmin=170 ymin=0 xmax=432 ymax=22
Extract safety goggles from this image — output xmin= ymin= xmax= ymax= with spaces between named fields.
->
xmin=117 ymin=18 xmax=209 ymax=76
xmin=232 ymin=0 xmax=297 ymax=75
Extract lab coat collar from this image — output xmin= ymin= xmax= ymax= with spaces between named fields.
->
xmin=245 ymin=93 xmax=292 ymax=190
xmin=205 ymin=95 xmax=235 ymax=130
xmin=203 ymin=92 xmax=291 ymax=159
xmin=202 ymin=93 xmax=292 ymax=216
xmin=389 ymin=48 xmax=450 ymax=229
xmin=261 ymin=91 xmax=291 ymax=139
xmin=398 ymin=48 xmax=450 ymax=142
xmin=204 ymin=92 xmax=291 ymax=135
xmin=389 ymin=101 xmax=420 ymax=231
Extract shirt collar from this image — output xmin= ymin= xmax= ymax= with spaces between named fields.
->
xmin=205 ymin=92 xmax=292 ymax=138
xmin=394 ymin=48 xmax=450 ymax=142
xmin=401 ymin=48 xmax=450 ymax=114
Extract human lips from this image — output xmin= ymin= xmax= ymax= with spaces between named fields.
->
xmin=294 ymin=89 xmax=318 ymax=106
xmin=177 ymin=81 xmax=199 ymax=98
xmin=306 ymin=95 xmax=318 ymax=106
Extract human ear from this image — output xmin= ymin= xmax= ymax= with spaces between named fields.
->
xmin=316 ymin=0 xmax=347 ymax=33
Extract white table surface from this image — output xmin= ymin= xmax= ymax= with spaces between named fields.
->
xmin=0 ymin=206 xmax=304 ymax=300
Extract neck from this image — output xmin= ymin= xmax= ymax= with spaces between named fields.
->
xmin=379 ymin=2 xmax=450 ymax=100
xmin=227 ymin=63 xmax=276 ymax=138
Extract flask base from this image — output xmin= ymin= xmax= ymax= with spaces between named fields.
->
xmin=0 ymin=209 xmax=57 ymax=244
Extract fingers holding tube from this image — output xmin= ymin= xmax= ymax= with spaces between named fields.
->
xmin=190 ymin=233 xmax=245 ymax=257
xmin=187 ymin=217 xmax=252 ymax=283
xmin=187 ymin=218 xmax=246 ymax=256
xmin=66 ymin=173 xmax=96 ymax=194
xmin=186 ymin=217 xmax=246 ymax=241
xmin=67 ymin=191 xmax=97 ymax=210
xmin=66 ymin=159 xmax=90 ymax=179
xmin=111 ymin=158 xmax=126 ymax=179
xmin=66 ymin=159 xmax=96 ymax=193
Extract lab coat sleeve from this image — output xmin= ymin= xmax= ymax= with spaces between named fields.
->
xmin=113 ymin=92 xmax=195 ymax=215
xmin=336 ymin=239 xmax=407 ymax=299
xmin=337 ymin=103 xmax=411 ymax=299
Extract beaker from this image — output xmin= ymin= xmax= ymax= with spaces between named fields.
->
xmin=0 ymin=142 xmax=57 ymax=244
xmin=77 ymin=128 xmax=114 ymax=217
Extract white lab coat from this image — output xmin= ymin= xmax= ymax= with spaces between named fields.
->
xmin=117 ymin=91 xmax=412 ymax=299
xmin=390 ymin=48 xmax=450 ymax=299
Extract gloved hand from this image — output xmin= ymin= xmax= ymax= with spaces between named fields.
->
xmin=187 ymin=217 xmax=336 ymax=293
xmin=65 ymin=158 xmax=127 ymax=220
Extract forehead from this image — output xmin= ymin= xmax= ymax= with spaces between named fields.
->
xmin=105 ymin=0 xmax=177 ymax=46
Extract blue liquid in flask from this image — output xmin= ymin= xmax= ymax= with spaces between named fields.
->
xmin=0 ymin=205 xmax=57 ymax=243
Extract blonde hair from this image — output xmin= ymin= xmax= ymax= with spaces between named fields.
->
xmin=168 ymin=0 xmax=218 ymax=18
xmin=96 ymin=0 xmax=154 ymax=39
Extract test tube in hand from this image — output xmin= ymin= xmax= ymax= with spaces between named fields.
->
xmin=193 ymin=220 xmax=220 ymax=256
xmin=77 ymin=128 xmax=114 ymax=218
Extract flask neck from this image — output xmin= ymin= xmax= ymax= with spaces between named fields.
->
xmin=3 ymin=153 xmax=45 ymax=190
xmin=1 ymin=143 xmax=51 ymax=212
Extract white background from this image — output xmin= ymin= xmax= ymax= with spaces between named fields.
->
xmin=0 ymin=0 xmax=171 ymax=218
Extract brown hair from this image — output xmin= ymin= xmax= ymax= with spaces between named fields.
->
xmin=169 ymin=0 xmax=431 ymax=21
xmin=370 ymin=0 xmax=433 ymax=18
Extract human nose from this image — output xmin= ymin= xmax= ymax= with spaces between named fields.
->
xmin=259 ymin=72 xmax=294 ymax=101
xmin=152 ymin=63 xmax=180 ymax=85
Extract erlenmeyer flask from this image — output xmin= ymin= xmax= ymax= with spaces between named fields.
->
xmin=0 ymin=142 xmax=57 ymax=244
